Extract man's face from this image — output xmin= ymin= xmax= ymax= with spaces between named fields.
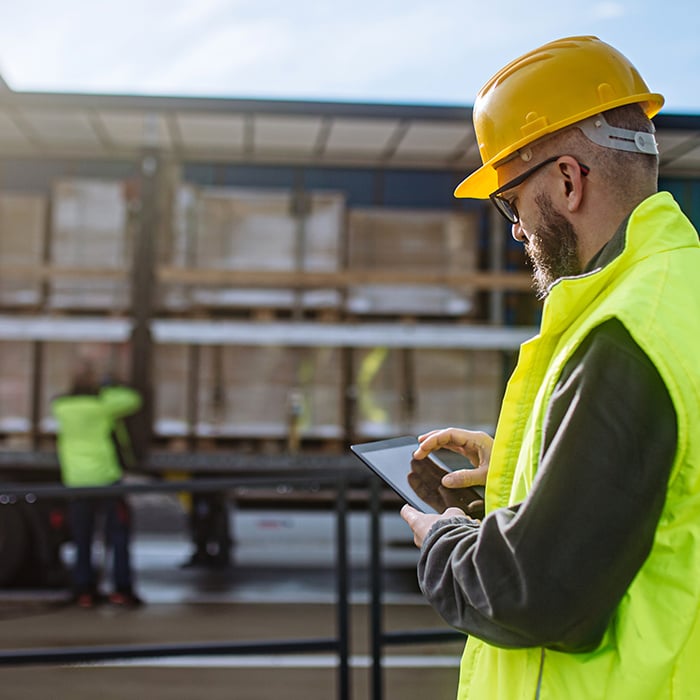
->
xmin=525 ymin=192 xmax=581 ymax=299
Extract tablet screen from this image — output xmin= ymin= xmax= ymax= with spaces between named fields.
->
xmin=351 ymin=435 xmax=484 ymax=515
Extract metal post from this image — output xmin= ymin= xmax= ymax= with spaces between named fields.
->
xmin=369 ymin=475 xmax=384 ymax=700
xmin=186 ymin=344 xmax=200 ymax=448
xmin=29 ymin=341 xmax=44 ymax=450
xmin=488 ymin=206 xmax=505 ymax=326
xmin=129 ymin=149 xmax=160 ymax=461
xmin=342 ymin=347 xmax=356 ymax=444
xmin=335 ymin=475 xmax=350 ymax=700
xmin=290 ymin=174 xmax=309 ymax=320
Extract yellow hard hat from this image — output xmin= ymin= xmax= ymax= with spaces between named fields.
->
xmin=455 ymin=36 xmax=664 ymax=199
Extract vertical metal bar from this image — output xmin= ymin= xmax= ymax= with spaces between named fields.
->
xmin=32 ymin=185 xmax=52 ymax=449
xmin=369 ymin=475 xmax=384 ymax=700
xmin=211 ymin=344 xmax=225 ymax=425
xmin=40 ymin=189 xmax=52 ymax=310
xmin=400 ymin=347 xmax=414 ymax=432
xmin=29 ymin=341 xmax=44 ymax=450
xmin=186 ymin=344 xmax=200 ymax=448
xmin=335 ymin=475 xmax=350 ymax=700
xmin=291 ymin=171 xmax=308 ymax=320
xmin=129 ymin=150 xmax=160 ymax=461
xmin=342 ymin=347 xmax=355 ymax=445
xmin=488 ymin=206 xmax=505 ymax=325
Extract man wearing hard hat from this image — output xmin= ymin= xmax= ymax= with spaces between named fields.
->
xmin=402 ymin=36 xmax=700 ymax=699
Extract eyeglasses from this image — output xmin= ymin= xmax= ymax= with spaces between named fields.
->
xmin=489 ymin=156 xmax=590 ymax=224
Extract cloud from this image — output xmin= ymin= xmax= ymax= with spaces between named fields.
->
xmin=591 ymin=2 xmax=626 ymax=19
xmin=143 ymin=18 xmax=294 ymax=95
xmin=0 ymin=0 xmax=698 ymax=110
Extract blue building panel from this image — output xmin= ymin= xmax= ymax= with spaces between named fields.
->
xmin=182 ymin=163 xmax=298 ymax=190
xmin=303 ymin=168 xmax=377 ymax=207
xmin=182 ymin=162 xmax=486 ymax=212
xmin=381 ymin=169 xmax=469 ymax=210
xmin=660 ymin=177 xmax=700 ymax=232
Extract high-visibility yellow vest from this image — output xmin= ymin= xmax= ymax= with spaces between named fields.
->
xmin=52 ymin=386 xmax=142 ymax=487
xmin=459 ymin=192 xmax=700 ymax=699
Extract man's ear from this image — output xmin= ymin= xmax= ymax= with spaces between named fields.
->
xmin=557 ymin=156 xmax=585 ymax=213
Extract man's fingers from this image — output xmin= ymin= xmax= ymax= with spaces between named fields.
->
xmin=442 ymin=465 xmax=488 ymax=488
xmin=465 ymin=500 xmax=485 ymax=520
xmin=400 ymin=504 xmax=428 ymax=547
xmin=413 ymin=428 xmax=454 ymax=458
xmin=401 ymin=504 xmax=419 ymax=525
xmin=413 ymin=427 xmax=492 ymax=463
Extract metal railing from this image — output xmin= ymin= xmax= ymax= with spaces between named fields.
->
xmin=367 ymin=477 xmax=464 ymax=699
xmin=0 ymin=467 xmax=464 ymax=699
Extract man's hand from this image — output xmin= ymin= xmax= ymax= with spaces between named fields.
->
xmin=413 ymin=427 xmax=493 ymax=489
xmin=401 ymin=504 xmax=468 ymax=548
xmin=408 ymin=458 xmax=485 ymax=517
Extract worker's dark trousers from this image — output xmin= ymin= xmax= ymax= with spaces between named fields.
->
xmin=68 ymin=493 xmax=134 ymax=595
xmin=189 ymin=492 xmax=231 ymax=566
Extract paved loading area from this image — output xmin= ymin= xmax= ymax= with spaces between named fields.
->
xmin=0 ymin=599 xmax=462 ymax=700
xmin=0 ymin=532 xmax=464 ymax=700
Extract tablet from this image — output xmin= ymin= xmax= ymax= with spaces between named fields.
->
xmin=351 ymin=435 xmax=485 ymax=515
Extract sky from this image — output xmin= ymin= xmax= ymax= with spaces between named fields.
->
xmin=0 ymin=0 xmax=698 ymax=114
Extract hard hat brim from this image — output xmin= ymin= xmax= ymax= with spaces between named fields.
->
xmin=454 ymin=92 xmax=664 ymax=200
xmin=454 ymin=165 xmax=499 ymax=200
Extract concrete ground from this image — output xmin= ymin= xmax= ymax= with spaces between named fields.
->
xmin=0 ymin=518 xmax=465 ymax=700
xmin=0 ymin=598 xmax=462 ymax=700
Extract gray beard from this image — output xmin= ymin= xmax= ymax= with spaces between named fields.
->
xmin=525 ymin=193 xmax=582 ymax=299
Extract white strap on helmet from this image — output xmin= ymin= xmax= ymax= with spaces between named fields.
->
xmin=578 ymin=112 xmax=659 ymax=154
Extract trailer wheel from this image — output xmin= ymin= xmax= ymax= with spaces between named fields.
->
xmin=0 ymin=504 xmax=30 ymax=586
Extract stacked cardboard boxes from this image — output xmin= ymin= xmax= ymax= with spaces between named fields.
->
xmin=354 ymin=347 xmax=502 ymax=438
xmin=0 ymin=341 xmax=33 ymax=434
xmin=49 ymin=179 xmax=130 ymax=309
xmin=152 ymin=344 xmax=343 ymax=439
xmin=0 ymin=178 xmax=505 ymax=445
xmin=152 ymin=344 xmax=189 ymax=436
xmin=0 ymin=193 xmax=46 ymax=307
xmin=412 ymin=348 xmax=502 ymax=433
xmin=0 ymin=339 xmax=130 ymax=437
xmin=346 ymin=208 xmax=479 ymax=315
xmin=164 ymin=185 xmax=344 ymax=310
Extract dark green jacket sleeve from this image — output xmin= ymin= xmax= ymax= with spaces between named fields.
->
xmin=417 ymin=319 xmax=677 ymax=651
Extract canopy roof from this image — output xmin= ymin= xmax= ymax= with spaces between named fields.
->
xmin=1 ymin=85 xmax=699 ymax=177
